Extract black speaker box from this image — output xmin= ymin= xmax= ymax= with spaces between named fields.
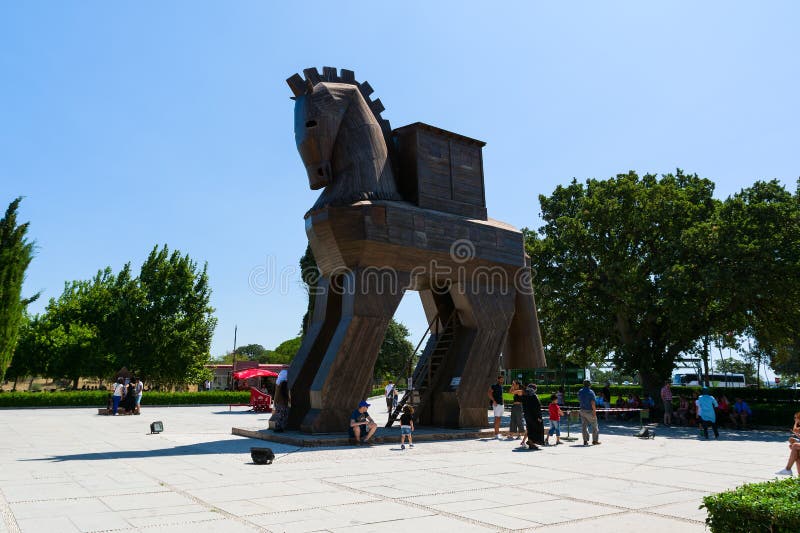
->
xmin=251 ymin=447 xmax=275 ymax=465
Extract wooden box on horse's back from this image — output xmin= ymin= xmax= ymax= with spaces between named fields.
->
xmin=392 ymin=122 xmax=487 ymax=221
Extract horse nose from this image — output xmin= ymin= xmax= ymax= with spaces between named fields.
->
xmin=308 ymin=160 xmax=332 ymax=190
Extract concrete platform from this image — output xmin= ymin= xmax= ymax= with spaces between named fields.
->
xmin=232 ymin=425 xmax=493 ymax=447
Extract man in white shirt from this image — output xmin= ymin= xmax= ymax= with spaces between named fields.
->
xmin=112 ymin=379 xmax=125 ymax=415
xmin=385 ymin=380 xmax=396 ymax=412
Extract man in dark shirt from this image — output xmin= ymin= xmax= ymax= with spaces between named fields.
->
xmin=349 ymin=400 xmax=378 ymax=445
xmin=488 ymin=375 xmax=505 ymax=439
xmin=578 ymin=380 xmax=600 ymax=446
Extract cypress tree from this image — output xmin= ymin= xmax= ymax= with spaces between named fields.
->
xmin=0 ymin=197 xmax=38 ymax=381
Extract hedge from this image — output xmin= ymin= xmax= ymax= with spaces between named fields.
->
xmin=702 ymin=477 xmax=800 ymax=532
xmin=0 ymin=390 xmax=250 ymax=408
xmin=506 ymin=384 xmax=800 ymax=404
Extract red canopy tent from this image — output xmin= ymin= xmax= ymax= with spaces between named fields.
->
xmin=232 ymin=368 xmax=278 ymax=380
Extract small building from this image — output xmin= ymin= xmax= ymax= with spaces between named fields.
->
xmin=205 ymin=362 xmax=288 ymax=391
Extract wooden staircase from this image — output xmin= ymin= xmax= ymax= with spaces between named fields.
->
xmin=386 ymin=311 xmax=458 ymax=427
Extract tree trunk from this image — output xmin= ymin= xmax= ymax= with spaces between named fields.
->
xmin=701 ymin=335 xmax=710 ymax=388
xmin=639 ymin=369 xmax=662 ymax=403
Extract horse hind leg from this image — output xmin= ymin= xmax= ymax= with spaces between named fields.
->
xmin=443 ymin=285 xmax=517 ymax=428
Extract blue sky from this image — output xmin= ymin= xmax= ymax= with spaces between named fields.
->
xmin=2 ymin=2 xmax=798 ymax=361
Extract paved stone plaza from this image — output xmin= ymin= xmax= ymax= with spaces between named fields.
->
xmin=0 ymin=403 xmax=791 ymax=532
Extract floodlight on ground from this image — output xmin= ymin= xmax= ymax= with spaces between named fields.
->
xmin=150 ymin=421 xmax=164 ymax=434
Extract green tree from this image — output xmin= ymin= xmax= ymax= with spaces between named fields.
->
xmin=0 ymin=197 xmax=39 ymax=381
xmin=5 ymin=314 xmax=49 ymax=389
xmin=715 ymin=180 xmax=800 ymax=375
xmin=527 ymin=171 xmax=719 ymax=396
xmin=374 ymin=320 xmax=414 ymax=382
xmin=129 ymin=245 xmax=217 ymax=387
xmin=39 ymin=269 xmax=120 ymax=387
xmin=266 ymin=337 xmax=302 ymax=364
xmin=234 ymin=343 xmax=269 ymax=361
xmin=714 ymin=357 xmax=758 ymax=386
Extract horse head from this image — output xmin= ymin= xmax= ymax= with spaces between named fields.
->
xmin=287 ymin=67 xmax=401 ymax=209
xmin=292 ymin=81 xmax=351 ymax=190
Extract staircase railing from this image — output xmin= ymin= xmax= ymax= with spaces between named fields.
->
xmin=386 ymin=311 xmax=457 ymax=427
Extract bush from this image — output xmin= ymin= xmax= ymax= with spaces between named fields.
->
xmin=503 ymin=383 xmax=800 ymax=404
xmin=702 ymin=477 xmax=800 ymax=532
xmin=0 ymin=390 xmax=250 ymax=408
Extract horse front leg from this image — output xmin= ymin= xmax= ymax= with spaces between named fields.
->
xmin=284 ymin=277 xmax=342 ymax=429
xmin=299 ymin=268 xmax=407 ymax=433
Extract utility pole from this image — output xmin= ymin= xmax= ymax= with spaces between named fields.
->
xmin=230 ymin=325 xmax=238 ymax=390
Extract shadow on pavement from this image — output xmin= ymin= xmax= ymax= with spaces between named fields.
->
xmin=20 ymin=436 xmax=337 ymax=462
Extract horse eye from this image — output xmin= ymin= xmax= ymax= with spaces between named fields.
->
xmin=305 ymin=120 xmax=317 ymax=128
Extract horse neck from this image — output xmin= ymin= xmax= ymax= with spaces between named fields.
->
xmin=312 ymin=104 xmax=400 ymax=210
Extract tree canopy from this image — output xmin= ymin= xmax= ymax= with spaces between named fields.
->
xmin=527 ymin=171 xmax=800 ymax=394
xmin=9 ymin=245 xmax=216 ymax=387
xmin=0 ymin=197 xmax=38 ymax=381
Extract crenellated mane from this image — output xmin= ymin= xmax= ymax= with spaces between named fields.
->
xmin=288 ymin=67 xmax=403 ymax=213
xmin=287 ymin=67 xmax=394 ymax=151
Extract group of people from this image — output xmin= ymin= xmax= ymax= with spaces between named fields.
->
xmin=109 ymin=377 xmax=143 ymax=415
xmin=661 ymin=381 xmax=753 ymax=432
xmin=490 ymin=376 xmax=596 ymax=450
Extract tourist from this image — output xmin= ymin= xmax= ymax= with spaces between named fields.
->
xmin=676 ymin=395 xmax=689 ymax=426
xmin=595 ymin=392 xmax=606 ymax=418
xmin=545 ymin=393 xmax=563 ymax=446
xmin=271 ymin=369 xmax=289 ymax=432
xmin=688 ymin=391 xmax=699 ymax=426
xmin=578 ymin=380 xmax=600 ymax=445
xmin=399 ymin=404 xmax=414 ymax=450
xmin=120 ymin=380 xmax=136 ymax=414
xmin=520 ymin=383 xmax=543 ymax=450
xmin=385 ymin=380 xmax=397 ymax=413
xmin=508 ymin=379 xmax=525 ymax=440
xmin=615 ymin=394 xmax=626 ymax=420
xmin=488 ymin=375 xmax=505 ymax=439
xmin=731 ymin=397 xmax=752 ymax=429
xmin=556 ymin=385 xmax=565 ymax=407
xmin=134 ymin=377 xmax=143 ymax=415
xmin=112 ymin=378 xmax=124 ymax=415
xmin=776 ymin=411 xmax=800 ymax=476
xmin=717 ymin=394 xmax=731 ymax=425
xmin=349 ymin=400 xmax=377 ymax=445
xmin=696 ymin=387 xmax=719 ymax=439
xmin=660 ymin=380 xmax=673 ymax=426
xmin=602 ymin=382 xmax=611 ymax=410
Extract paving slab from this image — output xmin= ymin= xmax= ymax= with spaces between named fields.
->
xmin=0 ymin=404 xmax=794 ymax=532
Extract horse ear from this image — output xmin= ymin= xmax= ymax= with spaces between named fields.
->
xmin=287 ymin=73 xmax=306 ymax=97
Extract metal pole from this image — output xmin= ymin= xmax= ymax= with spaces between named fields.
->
xmin=230 ymin=325 xmax=238 ymax=390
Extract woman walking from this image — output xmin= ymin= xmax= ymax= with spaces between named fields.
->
xmin=508 ymin=379 xmax=525 ymax=440
xmin=520 ymin=383 xmax=544 ymax=450
xmin=271 ymin=369 xmax=290 ymax=432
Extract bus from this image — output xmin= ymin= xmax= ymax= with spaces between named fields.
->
xmin=671 ymin=369 xmax=746 ymax=388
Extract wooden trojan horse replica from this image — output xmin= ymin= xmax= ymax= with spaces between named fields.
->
xmin=282 ymin=67 xmax=546 ymax=433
